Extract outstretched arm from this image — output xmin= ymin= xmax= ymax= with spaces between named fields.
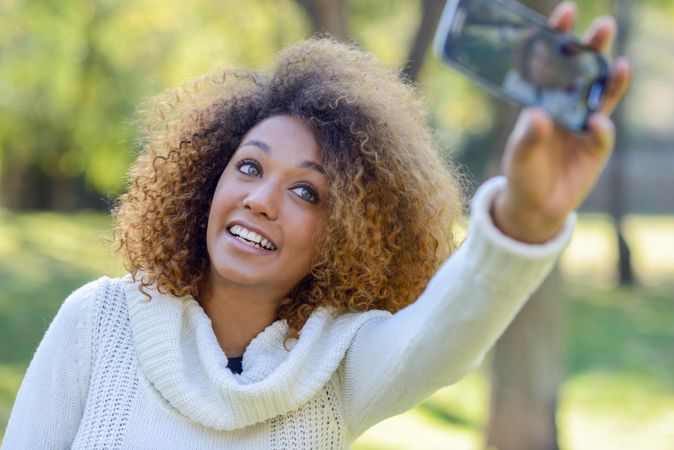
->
xmin=341 ymin=177 xmax=574 ymax=438
xmin=341 ymin=1 xmax=631 ymax=440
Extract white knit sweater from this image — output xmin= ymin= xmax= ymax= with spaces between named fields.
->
xmin=3 ymin=177 xmax=575 ymax=449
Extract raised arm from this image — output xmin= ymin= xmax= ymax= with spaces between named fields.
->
xmin=2 ymin=279 xmax=101 ymax=449
xmin=341 ymin=1 xmax=630 ymax=438
xmin=340 ymin=177 xmax=574 ymax=437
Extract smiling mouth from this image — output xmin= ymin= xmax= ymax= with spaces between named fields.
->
xmin=227 ymin=225 xmax=277 ymax=251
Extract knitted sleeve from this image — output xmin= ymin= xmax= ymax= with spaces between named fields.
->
xmin=2 ymin=277 xmax=105 ymax=449
xmin=340 ymin=177 xmax=576 ymax=439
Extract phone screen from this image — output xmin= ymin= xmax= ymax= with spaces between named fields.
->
xmin=435 ymin=0 xmax=609 ymax=132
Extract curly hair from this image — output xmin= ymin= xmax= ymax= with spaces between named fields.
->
xmin=113 ymin=37 xmax=465 ymax=340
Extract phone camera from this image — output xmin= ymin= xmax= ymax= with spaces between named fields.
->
xmin=557 ymin=38 xmax=581 ymax=57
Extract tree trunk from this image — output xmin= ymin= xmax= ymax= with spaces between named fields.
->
xmin=295 ymin=0 xmax=447 ymax=84
xmin=608 ymin=0 xmax=635 ymax=286
xmin=482 ymin=99 xmax=564 ymax=450
xmin=0 ymin=158 xmax=51 ymax=210
xmin=482 ymin=1 xmax=564 ymax=448
xmin=295 ymin=0 xmax=446 ymax=85
xmin=486 ymin=267 xmax=564 ymax=450
xmin=402 ymin=0 xmax=446 ymax=83
xmin=295 ymin=0 xmax=349 ymax=41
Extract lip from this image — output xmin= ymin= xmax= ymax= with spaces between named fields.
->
xmin=225 ymin=219 xmax=278 ymax=249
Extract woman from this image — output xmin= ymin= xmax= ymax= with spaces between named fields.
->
xmin=3 ymin=2 xmax=629 ymax=449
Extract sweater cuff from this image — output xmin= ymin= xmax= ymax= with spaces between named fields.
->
xmin=471 ymin=176 xmax=576 ymax=255
xmin=465 ymin=176 xmax=575 ymax=287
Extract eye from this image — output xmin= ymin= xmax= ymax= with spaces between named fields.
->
xmin=236 ymin=159 xmax=262 ymax=177
xmin=291 ymin=185 xmax=319 ymax=203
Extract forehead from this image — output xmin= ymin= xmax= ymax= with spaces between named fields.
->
xmin=240 ymin=115 xmax=321 ymax=161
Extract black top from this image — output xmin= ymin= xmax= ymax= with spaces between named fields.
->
xmin=227 ymin=356 xmax=244 ymax=374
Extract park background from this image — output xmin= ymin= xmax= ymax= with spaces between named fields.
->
xmin=0 ymin=0 xmax=672 ymax=449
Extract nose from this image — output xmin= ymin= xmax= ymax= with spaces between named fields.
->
xmin=242 ymin=182 xmax=279 ymax=220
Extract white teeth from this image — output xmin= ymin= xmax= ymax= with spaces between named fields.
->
xmin=228 ymin=225 xmax=277 ymax=251
xmin=235 ymin=236 xmax=260 ymax=249
xmin=248 ymin=231 xmax=262 ymax=243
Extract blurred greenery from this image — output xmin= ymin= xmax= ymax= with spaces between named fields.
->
xmin=2 ymin=0 xmax=673 ymax=210
xmin=1 ymin=209 xmax=672 ymax=448
xmin=1 ymin=0 xmax=674 ymax=448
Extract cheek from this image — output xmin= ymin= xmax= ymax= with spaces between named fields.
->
xmin=206 ymin=180 xmax=236 ymax=240
xmin=287 ymin=213 xmax=324 ymax=261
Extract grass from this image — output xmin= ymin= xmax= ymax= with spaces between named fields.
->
xmin=0 ymin=209 xmax=123 ymax=365
xmin=0 ymin=209 xmax=672 ymax=449
xmin=561 ymin=214 xmax=674 ymax=286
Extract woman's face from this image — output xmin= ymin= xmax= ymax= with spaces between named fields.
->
xmin=206 ymin=115 xmax=327 ymax=299
xmin=528 ymin=40 xmax=557 ymax=86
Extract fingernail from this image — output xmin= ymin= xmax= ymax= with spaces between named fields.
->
xmin=600 ymin=16 xmax=617 ymax=31
xmin=618 ymin=57 xmax=631 ymax=70
xmin=558 ymin=1 xmax=576 ymax=14
xmin=592 ymin=113 xmax=612 ymax=131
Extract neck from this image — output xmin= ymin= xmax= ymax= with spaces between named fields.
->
xmin=199 ymin=276 xmax=283 ymax=358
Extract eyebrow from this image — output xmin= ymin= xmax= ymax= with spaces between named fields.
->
xmin=240 ymin=139 xmax=325 ymax=174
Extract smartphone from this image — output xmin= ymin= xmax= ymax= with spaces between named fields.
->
xmin=433 ymin=0 xmax=610 ymax=133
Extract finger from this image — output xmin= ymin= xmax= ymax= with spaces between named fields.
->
xmin=582 ymin=16 xmax=616 ymax=53
xmin=507 ymin=107 xmax=554 ymax=161
xmin=586 ymin=113 xmax=615 ymax=159
xmin=601 ymin=57 xmax=632 ymax=116
xmin=549 ymin=1 xmax=577 ymax=33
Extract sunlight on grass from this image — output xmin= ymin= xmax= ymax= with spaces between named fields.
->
xmin=559 ymin=372 xmax=674 ymax=450
xmin=353 ymin=373 xmax=486 ymax=449
xmin=561 ymin=214 xmax=674 ymax=286
xmin=624 ymin=215 xmax=674 ymax=283
xmin=1 ymin=210 xmax=125 ymax=277
xmin=421 ymin=371 xmax=488 ymax=429
xmin=352 ymin=410 xmax=480 ymax=450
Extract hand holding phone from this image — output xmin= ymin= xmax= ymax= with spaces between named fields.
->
xmin=435 ymin=1 xmax=631 ymax=243
xmin=434 ymin=0 xmax=609 ymax=133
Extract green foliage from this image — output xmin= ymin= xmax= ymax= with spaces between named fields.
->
xmin=0 ymin=0 xmax=309 ymax=202
xmin=0 ymin=208 xmax=122 ymax=363
xmin=567 ymin=282 xmax=674 ymax=384
xmin=1 ymin=0 xmax=673 ymax=210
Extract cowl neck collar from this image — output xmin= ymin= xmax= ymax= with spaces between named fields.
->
xmin=123 ymin=275 xmax=388 ymax=430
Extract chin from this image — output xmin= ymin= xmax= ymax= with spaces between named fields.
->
xmin=209 ymin=260 xmax=266 ymax=287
